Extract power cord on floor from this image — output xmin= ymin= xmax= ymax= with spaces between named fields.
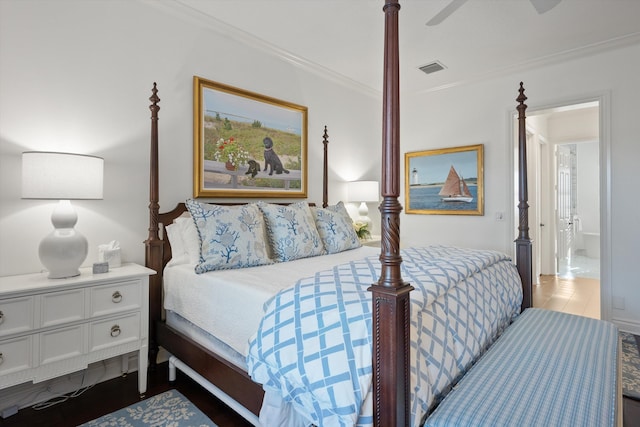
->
xmin=31 ymin=361 xmax=107 ymax=411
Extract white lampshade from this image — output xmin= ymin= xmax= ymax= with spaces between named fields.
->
xmin=22 ymin=152 xmax=104 ymax=199
xmin=347 ymin=181 xmax=379 ymax=228
xmin=22 ymin=152 xmax=104 ymax=279
xmin=347 ymin=181 xmax=379 ymax=203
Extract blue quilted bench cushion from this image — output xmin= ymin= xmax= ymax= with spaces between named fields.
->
xmin=424 ymin=308 xmax=619 ymax=427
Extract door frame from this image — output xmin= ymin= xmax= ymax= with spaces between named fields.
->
xmin=509 ymin=92 xmax=611 ymax=321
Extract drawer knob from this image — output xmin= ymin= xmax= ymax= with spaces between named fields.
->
xmin=0 ymin=310 xmax=3 ymax=325
xmin=0 ymin=352 xmax=3 ymax=365
xmin=110 ymin=325 xmax=121 ymax=337
xmin=112 ymin=291 xmax=122 ymax=303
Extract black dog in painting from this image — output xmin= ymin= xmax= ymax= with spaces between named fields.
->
xmin=245 ymin=159 xmax=260 ymax=178
xmin=263 ymin=137 xmax=290 ymax=175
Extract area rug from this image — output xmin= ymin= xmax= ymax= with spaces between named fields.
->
xmin=78 ymin=389 xmax=217 ymax=427
xmin=621 ymin=331 xmax=640 ymax=400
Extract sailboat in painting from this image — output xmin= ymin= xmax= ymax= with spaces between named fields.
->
xmin=439 ymin=165 xmax=473 ymax=202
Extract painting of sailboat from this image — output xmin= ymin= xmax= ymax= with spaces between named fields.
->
xmin=404 ymin=144 xmax=484 ymax=215
xmin=439 ymin=165 xmax=473 ymax=202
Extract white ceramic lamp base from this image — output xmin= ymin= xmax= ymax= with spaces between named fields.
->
xmin=39 ymin=200 xmax=88 ymax=279
xmin=357 ymin=202 xmax=372 ymax=230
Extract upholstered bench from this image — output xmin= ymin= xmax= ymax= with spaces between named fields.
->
xmin=424 ymin=308 xmax=621 ymax=427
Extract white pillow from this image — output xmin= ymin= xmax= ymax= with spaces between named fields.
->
xmin=165 ymin=222 xmax=189 ymax=267
xmin=174 ymin=216 xmax=200 ymax=265
xmin=258 ymin=201 xmax=325 ymax=262
xmin=312 ymin=201 xmax=361 ymax=254
xmin=186 ymin=199 xmax=272 ymax=273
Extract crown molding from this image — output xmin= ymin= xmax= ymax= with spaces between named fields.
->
xmin=139 ymin=0 xmax=381 ymax=98
xmin=419 ymin=31 xmax=640 ymax=95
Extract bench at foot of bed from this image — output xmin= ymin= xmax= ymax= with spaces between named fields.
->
xmin=424 ymin=308 xmax=621 ymax=427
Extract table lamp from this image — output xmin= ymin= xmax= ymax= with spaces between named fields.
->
xmin=22 ymin=151 xmax=104 ymax=279
xmin=347 ymin=180 xmax=379 ymax=227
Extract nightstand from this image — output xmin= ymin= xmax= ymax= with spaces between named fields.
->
xmin=0 ymin=263 xmax=154 ymax=395
xmin=361 ymin=235 xmax=382 ymax=247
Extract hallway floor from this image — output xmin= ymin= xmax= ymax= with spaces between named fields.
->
xmin=535 ymin=253 xmax=601 ymax=319
xmin=534 ymin=274 xmax=600 ymax=319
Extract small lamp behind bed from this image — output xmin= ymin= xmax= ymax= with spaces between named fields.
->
xmin=347 ymin=180 xmax=379 ymax=230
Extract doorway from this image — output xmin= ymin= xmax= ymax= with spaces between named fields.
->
xmin=514 ymin=99 xmax=602 ymax=319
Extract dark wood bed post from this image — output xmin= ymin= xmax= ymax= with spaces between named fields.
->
xmin=145 ymin=82 xmax=163 ymax=368
xmin=368 ymin=1 xmax=413 ymax=426
xmin=322 ymin=125 xmax=329 ymax=208
xmin=515 ymin=82 xmax=533 ymax=310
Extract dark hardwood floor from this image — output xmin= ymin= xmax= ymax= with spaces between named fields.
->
xmin=2 ymin=360 xmax=638 ymax=426
xmin=626 ymin=397 xmax=640 ymax=427
xmin=0 ymin=362 xmax=253 ymax=427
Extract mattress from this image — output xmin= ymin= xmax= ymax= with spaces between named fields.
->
xmin=165 ymin=310 xmax=248 ymax=370
xmin=163 ymin=246 xmax=379 ymax=357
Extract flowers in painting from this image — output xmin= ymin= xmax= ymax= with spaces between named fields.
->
xmin=353 ymin=221 xmax=371 ymax=240
xmin=212 ymin=137 xmax=250 ymax=168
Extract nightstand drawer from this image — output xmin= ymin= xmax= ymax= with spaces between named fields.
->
xmin=0 ymin=336 xmax=32 ymax=375
xmin=0 ymin=296 xmax=34 ymax=337
xmin=39 ymin=324 xmax=84 ymax=364
xmin=41 ymin=289 xmax=84 ymax=327
xmin=89 ymin=280 xmax=141 ymax=318
xmin=89 ymin=312 xmax=140 ymax=352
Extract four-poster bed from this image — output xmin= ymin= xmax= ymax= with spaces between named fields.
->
xmin=144 ymin=1 xmax=534 ymax=425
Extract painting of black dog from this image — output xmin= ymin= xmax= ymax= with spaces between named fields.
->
xmin=262 ymin=137 xmax=290 ymax=175
xmin=245 ymin=159 xmax=260 ymax=178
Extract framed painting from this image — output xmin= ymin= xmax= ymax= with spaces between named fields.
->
xmin=405 ymin=144 xmax=484 ymax=215
xmin=193 ymin=76 xmax=308 ymax=198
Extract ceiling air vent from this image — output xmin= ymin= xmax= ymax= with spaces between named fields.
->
xmin=419 ymin=61 xmax=446 ymax=75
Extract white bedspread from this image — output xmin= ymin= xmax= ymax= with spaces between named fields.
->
xmin=163 ymin=246 xmax=379 ymax=356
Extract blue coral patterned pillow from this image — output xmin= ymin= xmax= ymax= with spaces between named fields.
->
xmin=185 ymin=199 xmax=272 ymax=274
xmin=312 ymin=201 xmax=361 ymax=254
xmin=257 ymin=201 xmax=325 ymax=262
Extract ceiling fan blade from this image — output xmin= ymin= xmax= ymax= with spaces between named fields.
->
xmin=530 ymin=0 xmax=561 ymax=14
xmin=426 ymin=0 xmax=469 ymax=26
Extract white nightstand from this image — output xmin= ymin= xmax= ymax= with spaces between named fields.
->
xmin=0 ymin=263 xmax=154 ymax=395
xmin=361 ymin=235 xmax=382 ymax=247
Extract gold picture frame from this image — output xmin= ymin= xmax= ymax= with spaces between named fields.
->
xmin=193 ymin=76 xmax=308 ymax=198
xmin=405 ymin=144 xmax=484 ymax=215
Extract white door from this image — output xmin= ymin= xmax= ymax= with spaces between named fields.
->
xmin=556 ymin=144 xmax=574 ymax=273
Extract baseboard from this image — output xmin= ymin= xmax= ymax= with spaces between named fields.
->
xmin=613 ymin=317 xmax=640 ymax=336
xmin=0 ymin=352 xmax=140 ymax=417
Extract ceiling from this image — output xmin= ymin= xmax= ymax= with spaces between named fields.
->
xmin=172 ymin=0 xmax=640 ymax=95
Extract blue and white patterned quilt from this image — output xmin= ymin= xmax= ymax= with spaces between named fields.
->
xmin=247 ymin=246 xmax=523 ymax=427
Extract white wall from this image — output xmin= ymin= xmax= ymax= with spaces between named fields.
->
xmin=0 ymin=0 xmax=382 ymax=277
xmin=1 ymin=1 xmax=639 ymax=334
xmin=401 ymin=43 xmax=640 ymax=333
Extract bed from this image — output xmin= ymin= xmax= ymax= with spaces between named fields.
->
xmin=144 ymin=1 xmax=534 ymax=426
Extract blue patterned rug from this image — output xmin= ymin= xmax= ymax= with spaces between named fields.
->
xmin=622 ymin=331 xmax=640 ymax=400
xmin=78 ymin=389 xmax=217 ymax=427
